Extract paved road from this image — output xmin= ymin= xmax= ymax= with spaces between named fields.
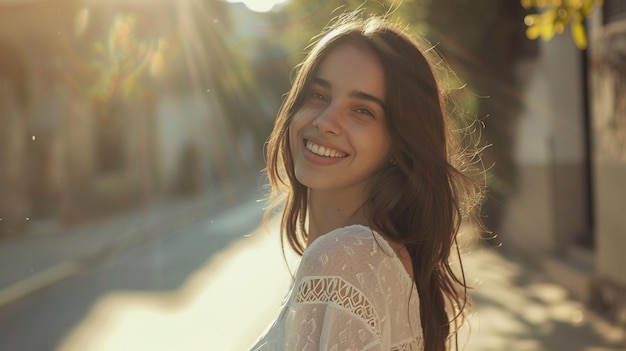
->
xmin=0 ymin=191 xmax=275 ymax=351
xmin=1 ymin=192 xmax=623 ymax=350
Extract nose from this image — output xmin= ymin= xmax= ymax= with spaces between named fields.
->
xmin=312 ymin=104 xmax=342 ymax=135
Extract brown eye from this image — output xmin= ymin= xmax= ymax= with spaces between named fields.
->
xmin=355 ymin=107 xmax=374 ymax=117
xmin=310 ymin=91 xmax=327 ymax=102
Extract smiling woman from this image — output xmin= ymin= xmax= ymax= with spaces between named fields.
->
xmin=288 ymin=44 xmax=391 ymax=201
xmin=251 ymin=12 xmax=485 ymax=351
xmin=226 ymin=0 xmax=289 ymax=12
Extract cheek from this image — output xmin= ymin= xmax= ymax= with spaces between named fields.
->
xmin=370 ymin=129 xmax=392 ymax=165
xmin=288 ymin=119 xmax=300 ymax=153
xmin=289 ymin=112 xmax=308 ymax=144
xmin=288 ymin=128 xmax=296 ymax=154
xmin=381 ymin=132 xmax=392 ymax=155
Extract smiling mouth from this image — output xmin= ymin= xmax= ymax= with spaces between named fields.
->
xmin=304 ymin=139 xmax=348 ymax=158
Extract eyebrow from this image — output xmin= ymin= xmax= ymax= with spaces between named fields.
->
xmin=311 ymin=77 xmax=386 ymax=110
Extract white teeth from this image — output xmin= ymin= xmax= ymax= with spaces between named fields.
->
xmin=305 ymin=140 xmax=346 ymax=158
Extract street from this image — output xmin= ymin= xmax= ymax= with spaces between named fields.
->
xmin=0 ymin=190 xmax=624 ymax=350
xmin=1 ymin=1 xmax=625 ymax=350
xmin=0 ymin=190 xmax=289 ymax=351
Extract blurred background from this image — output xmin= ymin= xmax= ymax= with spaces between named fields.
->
xmin=0 ymin=0 xmax=625 ymax=350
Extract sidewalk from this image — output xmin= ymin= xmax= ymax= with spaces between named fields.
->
xmin=0 ymin=173 xmax=263 ymax=308
xmin=459 ymin=244 xmax=625 ymax=350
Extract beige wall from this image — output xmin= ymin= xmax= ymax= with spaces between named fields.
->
xmin=589 ymin=15 xmax=626 ymax=288
xmin=594 ymin=164 xmax=626 ymax=286
xmin=0 ymin=1 xmax=179 ymax=224
xmin=502 ymin=163 xmax=556 ymax=251
xmin=502 ymin=33 xmax=589 ymax=253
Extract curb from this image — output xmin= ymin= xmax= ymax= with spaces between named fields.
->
xmin=0 ymin=174 xmax=263 ymax=309
xmin=0 ymin=261 xmax=81 ymax=307
xmin=0 ymin=198 xmax=211 ymax=309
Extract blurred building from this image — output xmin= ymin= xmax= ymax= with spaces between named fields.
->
xmin=0 ymin=0 xmax=273 ymax=238
xmin=588 ymin=0 xmax=626 ymax=326
xmin=501 ymin=0 xmax=626 ymax=327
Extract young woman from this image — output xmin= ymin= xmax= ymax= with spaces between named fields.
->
xmin=251 ymin=14 xmax=483 ymax=351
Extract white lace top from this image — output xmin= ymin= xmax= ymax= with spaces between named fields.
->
xmin=250 ymin=225 xmax=423 ymax=351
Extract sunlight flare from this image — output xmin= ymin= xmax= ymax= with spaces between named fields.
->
xmin=227 ymin=0 xmax=288 ymax=13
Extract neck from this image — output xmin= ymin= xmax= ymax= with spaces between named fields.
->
xmin=306 ymin=187 xmax=369 ymax=246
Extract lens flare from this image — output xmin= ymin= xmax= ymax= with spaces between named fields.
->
xmin=60 ymin=12 xmax=168 ymax=102
xmin=227 ymin=0 xmax=288 ymax=13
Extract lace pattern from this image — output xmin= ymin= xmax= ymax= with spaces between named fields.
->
xmin=249 ymin=225 xmax=424 ymax=351
xmin=391 ymin=338 xmax=424 ymax=351
xmin=294 ymin=276 xmax=381 ymax=337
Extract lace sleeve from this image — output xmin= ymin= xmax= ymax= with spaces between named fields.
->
xmin=282 ymin=227 xmax=390 ymax=350
xmin=250 ymin=226 xmax=423 ymax=351
xmin=282 ymin=276 xmax=383 ymax=350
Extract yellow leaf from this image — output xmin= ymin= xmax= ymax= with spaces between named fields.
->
xmin=571 ymin=21 xmax=587 ymax=49
xmin=526 ymin=25 xmax=542 ymax=39
xmin=565 ymin=0 xmax=582 ymax=7
xmin=541 ymin=23 xmax=555 ymax=40
xmin=554 ymin=22 xmax=565 ymax=34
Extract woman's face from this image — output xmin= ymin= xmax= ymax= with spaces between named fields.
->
xmin=289 ymin=43 xmax=392 ymax=194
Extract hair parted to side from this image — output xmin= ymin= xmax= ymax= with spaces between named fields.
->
xmin=264 ymin=12 xmax=485 ymax=351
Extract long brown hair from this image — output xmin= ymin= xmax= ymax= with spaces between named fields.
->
xmin=265 ymin=14 xmax=484 ymax=351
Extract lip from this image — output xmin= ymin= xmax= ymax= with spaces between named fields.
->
xmin=301 ymin=137 xmax=349 ymax=165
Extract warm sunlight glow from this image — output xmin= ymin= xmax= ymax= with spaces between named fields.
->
xmin=227 ymin=0 xmax=288 ymax=13
xmin=57 ymin=219 xmax=297 ymax=351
